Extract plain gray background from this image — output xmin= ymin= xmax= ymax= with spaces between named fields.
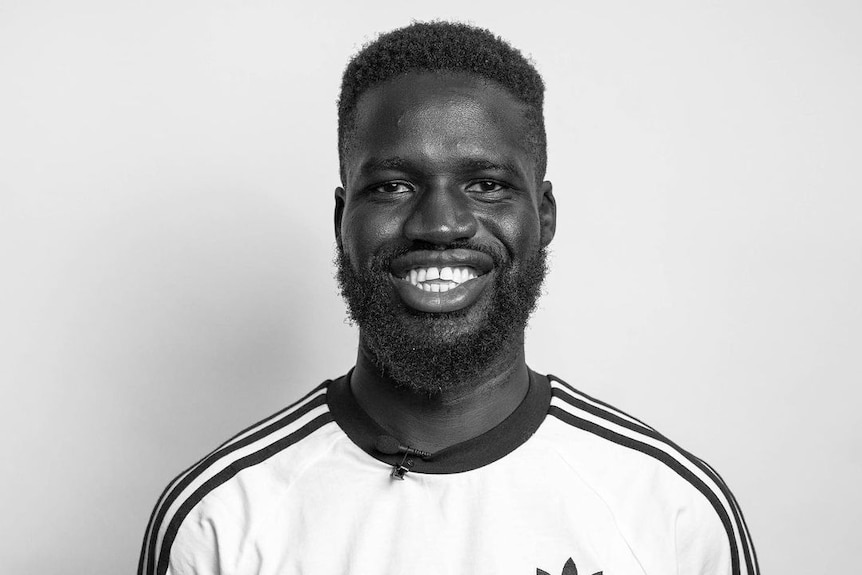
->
xmin=1 ymin=0 xmax=860 ymax=573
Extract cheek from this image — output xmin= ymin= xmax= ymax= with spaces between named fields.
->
xmin=481 ymin=206 xmax=542 ymax=258
xmin=341 ymin=206 xmax=404 ymax=258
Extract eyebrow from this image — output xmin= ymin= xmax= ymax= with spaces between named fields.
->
xmin=358 ymin=157 xmax=525 ymax=180
xmin=458 ymin=158 xmax=523 ymax=178
xmin=359 ymin=157 xmax=412 ymax=173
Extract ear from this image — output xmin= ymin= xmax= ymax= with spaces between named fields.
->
xmin=538 ymin=181 xmax=556 ymax=247
xmin=334 ymin=187 xmax=346 ymax=248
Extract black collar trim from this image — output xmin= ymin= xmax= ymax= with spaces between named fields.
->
xmin=327 ymin=369 xmax=552 ymax=474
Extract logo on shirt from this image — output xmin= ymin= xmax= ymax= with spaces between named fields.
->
xmin=537 ymin=557 xmax=602 ymax=575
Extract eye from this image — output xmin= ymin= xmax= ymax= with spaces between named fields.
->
xmin=465 ymin=180 xmax=506 ymax=193
xmin=371 ymin=181 xmax=413 ymax=194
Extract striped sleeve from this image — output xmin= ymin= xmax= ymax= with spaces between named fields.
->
xmin=547 ymin=375 xmax=759 ymax=575
xmin=137 ymin=382 xmax=333 ymax=575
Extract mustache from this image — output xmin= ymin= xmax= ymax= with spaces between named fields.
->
xmin=369 ymin=241 xmax=507 ymax=271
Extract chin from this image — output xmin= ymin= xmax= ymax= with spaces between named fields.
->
xmin=336 ymin=243 xmax=548 ymax=392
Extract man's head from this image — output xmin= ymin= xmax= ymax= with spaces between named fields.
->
xmin=337 ymin=21 xmax=547 ymax=185
xmin=334 ymin=22 xmax=556 ymax=395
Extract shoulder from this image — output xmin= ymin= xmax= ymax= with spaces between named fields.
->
xmin=138 ymin=380 xmax=337 ymax=575
xmin=541 ymin=374 xmax=759 ymax=575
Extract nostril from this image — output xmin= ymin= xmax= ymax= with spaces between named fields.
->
xmin=403 ymin=201 xmax=478 ymax=244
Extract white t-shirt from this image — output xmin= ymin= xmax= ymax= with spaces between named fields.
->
xmin=139 ymin=371 xmax=758 ymax=575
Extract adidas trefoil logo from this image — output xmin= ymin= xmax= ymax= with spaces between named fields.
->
xmin=537 ymin=557 xmax=602 ymax=575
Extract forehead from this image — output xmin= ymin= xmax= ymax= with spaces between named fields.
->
xmin=346 ymin=72 xmax=535 ymax=181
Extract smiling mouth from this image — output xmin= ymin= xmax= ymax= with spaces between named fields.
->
xmin=398 ymin=266 xmax=482 ymax=293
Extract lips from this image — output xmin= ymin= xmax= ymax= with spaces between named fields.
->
xmin=389 ymin=249 xmax=496 ymax=313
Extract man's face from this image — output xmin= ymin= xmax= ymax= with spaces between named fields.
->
xmin=335 ymin=72 xmax=556 ymax=394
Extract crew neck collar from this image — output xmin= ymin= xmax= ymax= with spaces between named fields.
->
xmin=327 ymin=368 xmax=551 ymax=474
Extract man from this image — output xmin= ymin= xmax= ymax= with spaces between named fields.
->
xmin=139 ymin=22 xmax=758 ymax=575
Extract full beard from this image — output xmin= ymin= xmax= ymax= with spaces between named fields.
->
xmin=335 ymin=242 xmax=548 ymax=396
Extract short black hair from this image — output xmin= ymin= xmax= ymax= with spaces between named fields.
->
xmin=337 ymin=21 xmax=547 ymax=183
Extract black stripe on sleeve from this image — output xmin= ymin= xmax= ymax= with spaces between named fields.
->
xmin=155 ymin=412 xmax=334 ymax=575
xmin=549 ymin=374 xmax=656 ymax=431
xmin=549 ymin=385 xmax=757 ymax=575
xmin=138 ymin=380 xmax=331 ymax=575
xmin=141 ymin=389 xmax=329 ymax=575
xmin=549 ymin=379 xmax=758 ymax=573
xmin=213 ymin=381 xmax=330 ymax=451
xmin=138 ymin=382 xmax=329 ymax=575
xmin=553 ymin=385 xmax=757 ymax=575
xmin=548 ymin=405 xmax=743 ymax=575
xmin=697 ymin=456 xmax=761 ymax=574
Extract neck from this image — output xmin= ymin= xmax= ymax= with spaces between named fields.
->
xmin=350 ymin=334 xmax=531 ymax=454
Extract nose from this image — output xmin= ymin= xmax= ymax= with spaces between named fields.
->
xmin=403 ymin=181 xmax=478 ymax=245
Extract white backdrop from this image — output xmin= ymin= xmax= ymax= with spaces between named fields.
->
xmin=1 ymin=1 xmax=860 ymax=573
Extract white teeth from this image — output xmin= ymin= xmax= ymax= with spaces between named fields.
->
xmin=401 ymin=266 xmax=481 ymax=291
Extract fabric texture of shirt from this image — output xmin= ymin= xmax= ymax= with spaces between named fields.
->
xmin=139 ymin=371 xmax=759 ymax=575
